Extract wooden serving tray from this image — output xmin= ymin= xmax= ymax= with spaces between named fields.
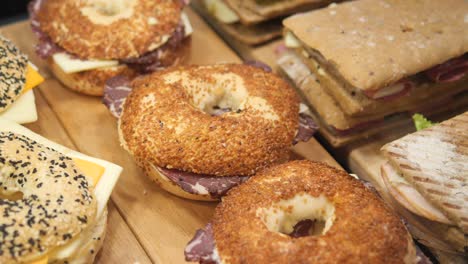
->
xmin=1 ymin=8 xmax=340 ymax=263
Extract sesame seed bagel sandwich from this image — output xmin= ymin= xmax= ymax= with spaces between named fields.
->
xmin=117 ymin=63 xmax=317 ymax=201
xmin=29 ymin=0 xmax=193 ymax=96
xmin=0 ymin=118 xmax=122 ymax=264
xmin=185 ymin=161 xmax=419 ymax=263
xmin=0 ymin=35 xmax=44 ymax=124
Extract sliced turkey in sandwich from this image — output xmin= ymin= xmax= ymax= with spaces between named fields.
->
xmin=380 ymin=112 xmax=468 ymax=256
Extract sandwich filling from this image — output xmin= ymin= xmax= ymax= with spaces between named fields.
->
xmin=285 ymin=31 xmax=468 ymax=101
xmin=278 ymin=49 xmax=468 ymax=138
xmin=29 ymin=0 xmax=193 ymax=74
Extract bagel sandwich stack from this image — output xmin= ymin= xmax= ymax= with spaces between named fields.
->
xmin=0 ymin=35 xmax=44 ymax=124
xmin=278 ymin=0 xmax=468 ymax=147
xmin=193 ymin=0 xmax=340 ymax=45
xmin=29 ymin=0 xmax=193 ymax=96
xmin=380 ymin=112 xmax=467 ymax=259
xmin=117 ymin=64 xmax=317 ymax=201
xmin=185 ymin=161 xmax=420 ymax=263
xmin=0 ymin=117 xmax=122 ymax=264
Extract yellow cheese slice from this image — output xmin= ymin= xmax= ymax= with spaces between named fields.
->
xmin=28 ymin=255 xmax=48 ymax=264
xmin=73 ymin=158 xmax=105 ymax=186
xmin=22 ymin=64 xmax=44 ymax=94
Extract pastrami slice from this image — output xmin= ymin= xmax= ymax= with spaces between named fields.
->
xmin=157 ymin=167 xmax=249 ymax=199
xmin=425 ymin=54 xmax=468 ymax=83
xmin=103 ymin=75 xmax=132 ymax=118
xmin=293 ymin=113 xmax=318 ymax=144
xmin=185 ymin=223 xmax=218 ymax=264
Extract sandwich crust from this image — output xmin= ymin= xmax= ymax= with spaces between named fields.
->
xmin=119 ymin=64 xmax=299 ymax=176
xmin=37 ymin=0 xmax=184 ymax=59
xmin=0 ymin=35 xmax=27 ymax=113
xmin=213 ymin=161 xmax=416 ymax=263
xmin=283 ymin=0 xmax=468 ymax=91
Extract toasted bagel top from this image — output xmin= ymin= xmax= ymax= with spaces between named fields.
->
xmin=212 ymin=161 xmax=415 ymax=263
xmin=119 ymin=64 xmax=300 ymax=176
xmin=0 ymin=36 xmax=27 ymax=113
xmin=36 ymin=0 xmax=184 ymax=59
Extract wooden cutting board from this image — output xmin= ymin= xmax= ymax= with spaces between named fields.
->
xmin=1 ymin=8 xmax=340 ymax=264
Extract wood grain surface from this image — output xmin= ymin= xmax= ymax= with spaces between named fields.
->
xmin=1 ymin=7 xmax=341 ymax=264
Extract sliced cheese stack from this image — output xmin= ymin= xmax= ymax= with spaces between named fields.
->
xmin=0 ymin=118 xmax=122 ymax=264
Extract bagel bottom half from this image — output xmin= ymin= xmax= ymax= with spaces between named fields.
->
xmin=186 ymin=161 xmax=417 ymax=263
xmin=46 ymin=207 xmax=108 ymax=264
xmin=48 ymin=59 xmax=134 ymax=96
xmin=146 ymin=163 xmax=217 ymax=202
xmin=48 ymin=38 xmax=192 ymax=96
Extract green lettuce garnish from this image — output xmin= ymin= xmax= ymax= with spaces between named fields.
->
xmin=412 ymin=113 xmax=436 ymax=131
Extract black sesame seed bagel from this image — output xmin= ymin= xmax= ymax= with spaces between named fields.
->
xmin=119 ymin=64 xmax=300 ymax=177
xmin=208 ymin=161 xmax=416 ymax=263
xmin=36 ymin=0 xmax=184 ymax=59
xmin=0 ymin=132 xmax=97 ymax=263
xmin=0 ymin=35 xmax=27 ymax=113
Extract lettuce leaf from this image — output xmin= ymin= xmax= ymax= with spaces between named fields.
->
xmin=412 ymin=113 xmax=436 ymax=131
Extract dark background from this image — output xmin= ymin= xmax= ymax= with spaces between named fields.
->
xmin=1 ymin=0 xmax=30 ymax=23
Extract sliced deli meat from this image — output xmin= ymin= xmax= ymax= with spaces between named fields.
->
xmin=293 ymin=113 xmax=318 ymax=144
xmin=185 ymin=223 xmax=219 ymax=264
xmin=102 ymin=75 xmax=132 ymax=118
xmin=157 ymin=167 xmax=249 ymax=199
xmin=425 ymin=54 xmax=468 ymax=83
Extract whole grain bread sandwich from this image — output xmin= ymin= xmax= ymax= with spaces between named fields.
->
xmin=380 ymin=112 xmax=467 ymax=259
xmin=279 ymin=0 xmax=468 ymax=146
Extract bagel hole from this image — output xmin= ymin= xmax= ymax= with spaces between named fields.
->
xmin=289 ymin=219 xmax=327 ymax=238
xmin=258 ymin=194 xmax=335 ymax=238
xmin=86 ymin=0 xmax=129 ymax=16
xmin=0 ymin=191 xmax=24 ymax=201
xmin=187 ymin=73 xmax=248 ymax=116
